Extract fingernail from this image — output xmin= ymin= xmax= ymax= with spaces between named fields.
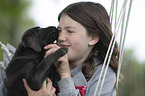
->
xmin=44 ymin=55 xmax=47 ymax=58
xmin=22 ymin=79 xmax=26 ymax=83
xmin=44 ymin=46 xmax=47 ymax=49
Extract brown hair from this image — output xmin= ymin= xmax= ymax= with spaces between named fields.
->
xmin=58 ymin=2 xmax=119 ymax=79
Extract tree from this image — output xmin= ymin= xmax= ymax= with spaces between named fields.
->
xmin=118 ymin=49 xmax=145 ymax=96
xmin=0 ymin=0 xmax=35 ymax=61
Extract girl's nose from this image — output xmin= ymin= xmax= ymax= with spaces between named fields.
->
xmin=58 ymin=31 xmax=67 ymax=42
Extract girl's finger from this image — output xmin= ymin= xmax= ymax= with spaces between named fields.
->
xmin=40 ymin=79 xmax=47 ymax=90
xmin=44 ymin=48 xmax=58 ymax=58
xmin=44 ymin=44 xmax=60 ymax=58
xmin=46 ymin=78 xmax=52 ymax=90
xmin=50 ymin=87 xmax=56 ymax=96
xmin=44 ymin=44 xmax=59 ymax=49
xmin=23 ymin=79 xmax=33 ymax=94
xmin=46 ymin=78 xmax=56 ymax=96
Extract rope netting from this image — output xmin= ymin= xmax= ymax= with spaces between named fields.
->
xmin=0 ymin=41 xmax=11 ymax=69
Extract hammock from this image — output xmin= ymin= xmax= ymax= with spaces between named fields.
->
xmin=0 ymin=41 xmax=12 ymax=69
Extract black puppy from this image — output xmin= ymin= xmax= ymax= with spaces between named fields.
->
xmin=4 ymin=26 xmax=68 ymax=96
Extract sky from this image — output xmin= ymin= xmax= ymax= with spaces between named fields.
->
xmin=28 ymin=0 xmax=145 ymax=63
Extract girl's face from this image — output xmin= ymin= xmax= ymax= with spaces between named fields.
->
xmin=57 ymin=14 xmax=99 ymax=66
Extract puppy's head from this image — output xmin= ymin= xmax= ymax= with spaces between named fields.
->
xmin=38 ymin=26 xmax=59 ymax=47
xmin=22 ymin=26 xmax=59 ymax=52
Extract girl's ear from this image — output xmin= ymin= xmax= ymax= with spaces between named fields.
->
xmin=89 ymin=36 xmax=100 ymax=46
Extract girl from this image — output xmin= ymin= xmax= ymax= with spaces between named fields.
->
xmin=24 ymin=2 xmax=119 ymax=96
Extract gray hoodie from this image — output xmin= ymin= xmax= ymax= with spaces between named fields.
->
xmin=0 ymin=44 xmax=116 ymax=96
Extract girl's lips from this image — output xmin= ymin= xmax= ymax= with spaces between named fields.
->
xmin=60 ymin=45 xmax=70 ymax=48
xmin=57 ymin=43 xmax=70 ymax=47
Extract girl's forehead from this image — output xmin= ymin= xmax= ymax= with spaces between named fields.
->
xmin=57 ymin=26 xmax=75 ymax=30
xmin=58 ymin=15 xmax=84 ymax=30
xmin=59 ymin=15 xmax=78 ymax=25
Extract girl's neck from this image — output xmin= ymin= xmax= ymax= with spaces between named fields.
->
xmin=69 ymin=61 xmax=82 ymax=70
xmin=69 ymin=57 xmax=87 ymax=69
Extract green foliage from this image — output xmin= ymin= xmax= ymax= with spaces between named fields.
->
xmin=118 ymin=49 xmax=145 ymax=96
xmin=0 ymin=0 xmax=35 ymax=61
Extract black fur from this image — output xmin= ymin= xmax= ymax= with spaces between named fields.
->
xmin=4 ymin=26 xmax=68 ymax=96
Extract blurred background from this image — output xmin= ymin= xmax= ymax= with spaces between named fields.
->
xmin=0 ymin=0 xmax=145 ymax=96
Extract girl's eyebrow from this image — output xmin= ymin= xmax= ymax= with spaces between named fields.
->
xmin=57 ymin=26 xmax=75 ymax=29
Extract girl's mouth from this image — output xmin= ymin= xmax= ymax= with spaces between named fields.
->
xmin=60 ymin=45 xmax=70 ymax=48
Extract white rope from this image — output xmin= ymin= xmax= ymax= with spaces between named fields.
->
xmin=98 ymin=38 xmax=117 ymax=95
xmin=0 ymin=41 xmax=11 ymax=57
xmin=116 ymin=0 xmax=133 ymax=87
xmin=94 ymin=0 xmax=120 ymax=95
xmin=94 ymin=1 xmax=117 ymax=95
xmin=0 ymin=61 xmax=6 ymax=69
xmin=93 ymin=0 xmax=133 ymax=95
xmin=93 ymin=35 xmax=115 ymax=96
xmin=110 ymin=0 xmax=115 ymax=25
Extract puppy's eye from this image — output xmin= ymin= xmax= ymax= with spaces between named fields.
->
xmin=57 ymin=28 xmax=62 ymax=33
xmin=57 ymin=27 xmax=61 ymax=32
xmin=58 ymin=29 xmax=62 ymax=32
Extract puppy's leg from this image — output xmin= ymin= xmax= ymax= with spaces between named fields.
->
xmin=26 ymin=47 xmax=68 ymax=90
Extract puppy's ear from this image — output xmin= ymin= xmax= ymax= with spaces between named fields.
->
xmin=22 ymin=33 xmax=41 ymax=52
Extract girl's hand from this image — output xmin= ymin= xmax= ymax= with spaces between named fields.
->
xmin=44 ymin=44 xmax=71 ymax=79
xmin=23 ymin=78 xmax=56 ymax=96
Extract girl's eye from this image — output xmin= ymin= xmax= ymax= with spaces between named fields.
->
xmin=67 ymin=30 xmax=74 ymax=33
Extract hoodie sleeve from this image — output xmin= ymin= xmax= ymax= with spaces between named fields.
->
xmin=57 ymin=78 xmax=81 ymax=96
